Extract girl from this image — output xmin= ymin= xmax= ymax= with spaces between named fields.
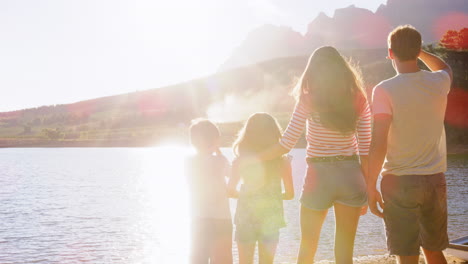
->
xmin=228 ymin=113 xmax=294 ymax=264
xmin=259 ymin=46 xmax=371 ymax=263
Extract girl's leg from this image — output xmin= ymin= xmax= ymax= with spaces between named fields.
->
xmin=297 ymin=205 xmax=328 ymax=264
xmin=333 ymin=202 xmax=361 ymax=264
xmin=258 ymin=233 xmax=279 ymax=264
xmin=238 ymin=242 xmax=256 ymax=264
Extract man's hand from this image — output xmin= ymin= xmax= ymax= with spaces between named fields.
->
xmin=368 ymin=188 xmax=384 ymax=218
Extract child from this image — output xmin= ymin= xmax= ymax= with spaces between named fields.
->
xmin=228 ymin=113 xmax=294 ymax=264
xmin=186 ymin=119 xmax=232 ymax=264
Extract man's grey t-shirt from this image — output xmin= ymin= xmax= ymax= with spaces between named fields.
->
xmin=372 ymin=70 xmax=451 ymax=176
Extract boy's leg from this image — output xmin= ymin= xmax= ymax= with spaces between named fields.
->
xmin=211 ymin=219 xmax=233 ymax=264
xmin=191 ymin=219 xmax=210 ymax=264
xmin=333 ymin=202 xmax=361 ymax=264
xmin=296 ymin=205 xmax=328 ymax=264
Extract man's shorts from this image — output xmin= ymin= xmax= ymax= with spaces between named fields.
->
xmin=381 ymin=173 xmax=449 ymax=256
xmin=300 ymin=159 xmax=367 ymax=210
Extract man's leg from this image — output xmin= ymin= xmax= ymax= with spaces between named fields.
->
xmin=420 ymin=173 xmax=449 ymax=264
xmin=381 ymin=175 xmax=423 ymax=260
xmin=395 ymin=255 xmax=419 ymax=264
xmin=422 ymin=248 xmax=447 ymax=264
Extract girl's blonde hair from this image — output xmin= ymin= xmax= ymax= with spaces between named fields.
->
xmin=293 ymin=46 xmax=367 ymax=134
xmin=233 ymin=113 xmax=282 ymax=157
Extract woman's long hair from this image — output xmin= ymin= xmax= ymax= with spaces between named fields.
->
xmin=233 ymin=113 xmax=282 ymax=157
xmin=292 ymin=46 xmax=367 ymax=134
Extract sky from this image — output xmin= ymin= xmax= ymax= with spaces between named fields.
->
xmin=0 ymin=0 xmax=386 ymax=112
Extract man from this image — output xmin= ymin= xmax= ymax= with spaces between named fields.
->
xmin=367 ymin=25 xmax=453 ymax=264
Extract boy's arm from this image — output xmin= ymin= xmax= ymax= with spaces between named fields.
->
xmin=367 ymin=114 xmax=391 ymax=218
xmin=227 ymin=159 xmax=240 ymax=198
xmin=215 ymin=148 xmax=231 ymax=179
xmin=419 ymin=50 xmax=453 ymax=83
xmin=281 ymin=158 xmax=294 ymax=200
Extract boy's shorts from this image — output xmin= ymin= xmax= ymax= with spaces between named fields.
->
xmin=300 ymin=159 xmax=367 ymax=210
xmin=191 ymin=218 xmax=232 ymax=262
xmin=381 ymin=173 xmax=449 ymax=256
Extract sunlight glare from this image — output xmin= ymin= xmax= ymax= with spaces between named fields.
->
xmin=135 ymin=145 xmax=194 ymax=263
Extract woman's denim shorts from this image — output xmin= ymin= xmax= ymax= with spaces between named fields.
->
xmin=300 ymin=159 xmax=367 ymax=210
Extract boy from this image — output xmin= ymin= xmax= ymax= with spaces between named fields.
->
xmin=367 ymin=25 xmax=452 ymax=264
xmin=186 ymin=119 xmax=232 ymax=264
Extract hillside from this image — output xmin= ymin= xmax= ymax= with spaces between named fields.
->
xmin=0 ymin=48 xmax=467 ymax=151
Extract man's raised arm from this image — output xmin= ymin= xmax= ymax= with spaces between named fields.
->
xmin=419 ymin=50 xmax=453 ymax=83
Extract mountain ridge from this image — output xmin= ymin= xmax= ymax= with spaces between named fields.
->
xmin=221 ymin=0 xmax=468 ymax=69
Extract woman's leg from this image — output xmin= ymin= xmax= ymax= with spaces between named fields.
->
xmin=333 ymin=203 xmax=361 ymax=264
xmin=297 ymin=205 xmax=328 ymax=264
xmin=238 ymin=242 xmax=256 ymax=264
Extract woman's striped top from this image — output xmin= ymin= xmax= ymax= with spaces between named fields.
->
xmin=279 ymin=100 xmax=372 ymax=158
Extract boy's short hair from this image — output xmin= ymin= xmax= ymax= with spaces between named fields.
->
xmin=189 ymin=119 xmax=220 ymax=149
xmin=388 ymin=25 xmax=422 ymax=61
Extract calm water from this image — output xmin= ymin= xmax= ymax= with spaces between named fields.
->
xmin=0 ymin=148 xmax=466 ymax=263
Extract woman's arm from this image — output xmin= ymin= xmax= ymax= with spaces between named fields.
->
xmin=258 ymin=101 xmax=308 ymax=161
xmin=227 ymin=159 xmax=241 ymax=198
xmin=356 ymin=101 xmax=372 ymax=215
xmin=281 ymin=158 xmax=294 ymax=200
xmin=356 ymin=101 xmax=372 ymax=156
xmin=359 ymin=155 xmax=369 ymax=215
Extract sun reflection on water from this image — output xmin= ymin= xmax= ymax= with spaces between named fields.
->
xmin=135 ymin=145 xmax=194 ymax=263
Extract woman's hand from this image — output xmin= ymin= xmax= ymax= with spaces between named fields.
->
xmin=360 ymin=205 xmax=368 ymax=215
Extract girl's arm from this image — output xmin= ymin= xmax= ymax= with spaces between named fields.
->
xmin=227 ymin=159 xmax=241 ymax=198
xmin=281 ymin=157 xmax=294 ymax=200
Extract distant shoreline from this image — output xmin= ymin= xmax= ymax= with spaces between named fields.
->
xmin=1 ymin=138 xmax=468 ymax=155
xmin=338 ymin=252 xmax=466 ymax=264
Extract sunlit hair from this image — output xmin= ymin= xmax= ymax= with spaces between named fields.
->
xmin=292 ymin=46 xmax=367 ymax=134
xmin=233 ymin=113 xmax=282 ymax=157
xmin=189 ymin=118 xmax=220 ymax=150
xmin=388 ymin=25 xmax=422 ymax=61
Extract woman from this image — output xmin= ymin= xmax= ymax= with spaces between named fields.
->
xmin=260 ymin=46 xmax=371 ymax=263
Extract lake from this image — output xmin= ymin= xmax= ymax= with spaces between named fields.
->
xmin=0 ymin=147 xmax=466 ymax=263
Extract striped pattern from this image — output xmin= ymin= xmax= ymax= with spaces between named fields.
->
xmin=280 ymin=101 xmax=372 ymax=158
